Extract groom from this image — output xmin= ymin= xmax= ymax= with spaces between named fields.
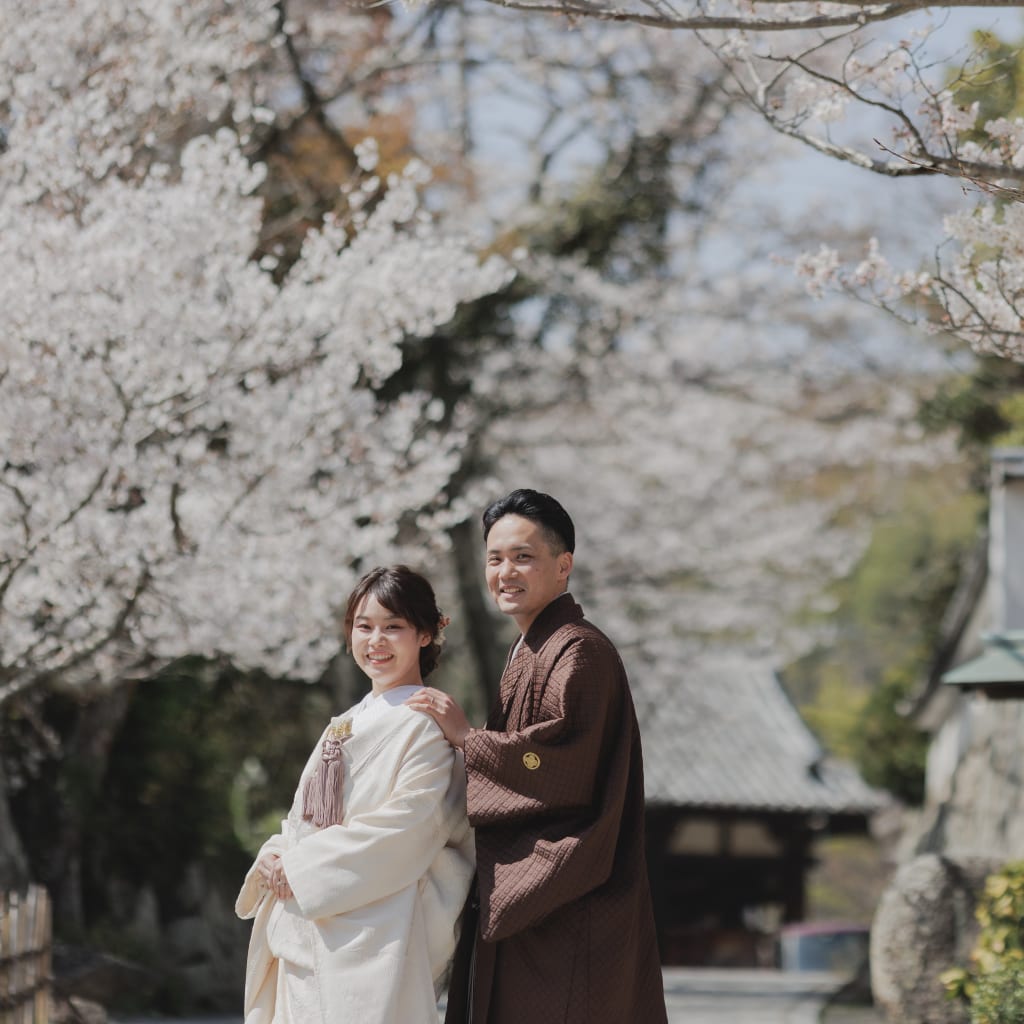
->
xmin=408 ymin=488 xmax=667 ymax=1024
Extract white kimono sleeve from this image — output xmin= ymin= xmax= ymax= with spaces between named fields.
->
xmin=235 ymin=828 xmax=289 ymax=919
xmin=281 ymin=717 xmax=456 ymax=921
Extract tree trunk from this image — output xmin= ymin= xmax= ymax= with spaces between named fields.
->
xmin=450 ymin=517 xmax=507 ymax=709
xmin=49 ymin=685 xmax=135 ymax=929
xmin=322 ymin=649 xmax=369 ymax=712
xmin=0 ymin=760 xmax=29 ymax=891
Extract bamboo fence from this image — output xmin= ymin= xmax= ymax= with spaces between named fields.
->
xmin=0 ymin=886 xmax=51 ymax=1024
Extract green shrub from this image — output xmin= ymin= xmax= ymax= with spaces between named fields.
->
xmin=942 ymin=861 xmax=1024 ymax=1023
xmin=968 ymin=962 xmax=1024 ymax=1024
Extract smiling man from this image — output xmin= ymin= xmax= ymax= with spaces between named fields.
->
xmin=408 ymin=489 xmax=667 ymax=1024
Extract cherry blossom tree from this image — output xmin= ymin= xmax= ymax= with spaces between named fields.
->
xmin=254 ymin=0 xmax=962 ymax=694
xmin=456 ymin=0 xmax=1024 ymax=356
xmin=465 ymin=0 xmax=1019 ymax=189
xmin=0 ymin=0 xmax=987 ymax=715
xmin=0 ymin=0 xmax=518 ymax=889
xmin=0 ymin=1 xmax=510 ymax=712
xmin=466 ymin=262 xmax=956 ymax=725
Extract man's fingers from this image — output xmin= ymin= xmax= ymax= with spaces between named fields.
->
xmin=406 ymin=688 xmax=441 ymax=716
xmin=404 ymin=688 xmax=470 ymax=750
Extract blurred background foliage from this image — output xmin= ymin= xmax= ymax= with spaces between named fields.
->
xmin=788 ymin=330 xmax=1024 ymax=812
xmin=949 ymin=28 xmax=1024 ymax=147
xmin=784 ymin=471 xmax=984 ymax=806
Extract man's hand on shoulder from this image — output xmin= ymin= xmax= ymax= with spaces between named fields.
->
xmin=405 ymin=686 xmax=472 ymax=750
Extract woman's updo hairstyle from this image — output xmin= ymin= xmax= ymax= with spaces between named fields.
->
xmin=343 ymin=565 xmax=447 ymax=678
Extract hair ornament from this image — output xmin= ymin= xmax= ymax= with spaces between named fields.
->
xmin=437 ymin=613 xmax=451 ymax=645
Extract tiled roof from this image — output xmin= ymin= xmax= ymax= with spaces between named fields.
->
xmin=636 ymin=657 xmax=887 ymax=815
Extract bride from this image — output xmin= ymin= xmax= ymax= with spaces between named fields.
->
xmin=236 ymin=565 xmax=475 ymax=1023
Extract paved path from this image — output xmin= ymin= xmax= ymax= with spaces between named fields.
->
xmin=661 ymin=967 xmax=845 ymax=1022
xmin=112 ymin=966 xmax=850 ymax=1024
xmin=821 ymin=1008 xmax=885 ymax=1024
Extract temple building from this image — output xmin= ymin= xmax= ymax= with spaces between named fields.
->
xmin=639 ymin=659 xmax=885 ymax=965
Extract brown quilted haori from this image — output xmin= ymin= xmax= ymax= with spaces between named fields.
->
xmin=446 ymin=594 xmax=667 ymax=1024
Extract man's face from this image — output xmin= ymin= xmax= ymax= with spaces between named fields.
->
xmin=485 ymin=514 xmax=573 ymax=633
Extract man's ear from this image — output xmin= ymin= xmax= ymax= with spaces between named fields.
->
xmin=559 ymin=551 xmax=574 ymax=581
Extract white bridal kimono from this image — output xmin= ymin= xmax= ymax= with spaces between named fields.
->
xmin=235 ymin=685 xmax=475 ymax=1024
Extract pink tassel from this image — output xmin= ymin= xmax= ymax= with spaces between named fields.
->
xmin=302 ymin=721 xmax=351 ymax=828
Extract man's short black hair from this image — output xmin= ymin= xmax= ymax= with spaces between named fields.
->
xmin=482 ymin=489 xmax=575 ymax=554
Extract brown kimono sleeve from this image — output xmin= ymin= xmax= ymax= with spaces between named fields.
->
xmin=464 ymin=636 xmax=633 ymax=939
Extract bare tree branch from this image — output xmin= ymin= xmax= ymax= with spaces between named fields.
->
xmin=475 ymin=0 xmax=1020 ymax=32
xmin=273 ymin=0 xmax=358 ymax=164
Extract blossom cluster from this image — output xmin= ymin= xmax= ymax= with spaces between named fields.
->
xmin=796 ymin=200 xmax=1024 ymax=358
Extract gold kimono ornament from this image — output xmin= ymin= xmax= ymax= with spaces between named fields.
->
xmin=301 ymin=718 xmax=352 ymax=827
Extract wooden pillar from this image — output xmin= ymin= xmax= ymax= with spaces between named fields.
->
xmin=644 ymin=808 xmax=674 ymax=961
xmin=781 ymin=825 xmax=810 ymax=922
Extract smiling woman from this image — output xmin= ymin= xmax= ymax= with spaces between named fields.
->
xmin=350 ymin=595 xmax=431 ymax=692
xmin=235 ymin=566 xmax=474 ymax=1024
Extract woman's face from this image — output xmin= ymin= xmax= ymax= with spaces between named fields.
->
xmin=350 ymin=594 xmax=431 ymax=693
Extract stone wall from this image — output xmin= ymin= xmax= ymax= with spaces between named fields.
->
xmin=872 ymin=693 xmax=1024 ymax=1022
xmin=871 ymin=855 xmax=996 ymax=1024
xmin=914 ymin=697 xmax=1024 ymax=859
